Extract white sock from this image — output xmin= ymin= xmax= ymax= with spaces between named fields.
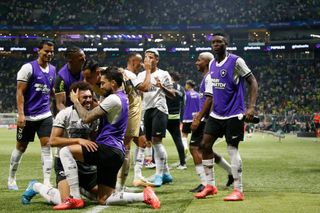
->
xmin=8 ymin=148 xmax=23 ymax=182
xmin=227 ymin=145 xmax=243 ymax=192
xmin=145 ymin=146 xmax=153 ymax=158
xmin=195 ymin=164 xmax=207 ymax=186
xmin=59 ymin=147 xmax=81 ymax=199
xmin=134 ymin=147 xmax=145 ymax=180
xmin=33 ymin=182 xmax=61 ymax=204
xmin=117 ymin=149 xmax=130 ymax=189
xmin=217 ymin=156 xmax=232 ymax=175
xmin=153 ymin=143 xmax=168 ymax=176
xmin=41 ymin=145 xmax=53 ymax=186
xmin=133 ymin=146 xmax=139 ymax=165
xmin=106 ymin=191 xmax=143 ymax=205
xmin=202 ymin=159 xmax=215 ymax=186
xmin=182 ymin=137 xmax=188 ymax=150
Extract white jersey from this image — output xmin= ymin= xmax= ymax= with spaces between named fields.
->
xmin=99 ymin=93 xmax=122 ymax=124
xmin=53 ymin=106 xmax=99 ymax=156
xmin=135 ymin=68 xmax=172 ymax=114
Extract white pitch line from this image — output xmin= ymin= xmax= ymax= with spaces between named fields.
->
xmin=84 ymin=205 xmax=109 ymax=213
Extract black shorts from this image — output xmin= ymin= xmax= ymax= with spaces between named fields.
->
xmin=82 ymin=144 xmax=124 ymax=188
xmin=204 ymin=116 xmax=244 ymax=146
xmin=54 ymin=157 xmax=97 ymax=191
xmin=144 ymin=108 xmax=168 ymax=141
xmin=190 ymin=121 xmax=206 ymax=147
xmin=16 ymin=116 xmax=53 ymax=142
xmin=182 ymin=122 xmax=192 ymax=134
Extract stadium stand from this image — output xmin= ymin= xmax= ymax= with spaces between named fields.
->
xmin=0 ymin=0 xmax=319 ymax=134
xmin=0 ymin=0 xmax=319 ymax=26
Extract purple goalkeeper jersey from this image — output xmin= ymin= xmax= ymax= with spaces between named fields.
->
xmin=24 ymin=60 xmax=56 ymax=117
xmin=96 ymin=91 xmax=129 ymax=154
xmin=183 ymin=89 xmax=200 ymax=122
xmin=210 ymin=54 xmax=245 ymax=117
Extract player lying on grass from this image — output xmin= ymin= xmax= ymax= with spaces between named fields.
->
xmin=21 ymin=81 xmax=160 ymax=209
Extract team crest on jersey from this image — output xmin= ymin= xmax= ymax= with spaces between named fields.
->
xmin=220 ymin=69 xmax=227 ymax=77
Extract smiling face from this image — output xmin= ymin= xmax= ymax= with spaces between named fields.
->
xmin=195 ymin=55 xmax=208 ymax=73
xmin=38 ymin=44 xmax=54 ymax=63
xmin=78 ymin=89 xmax=93 ymax=110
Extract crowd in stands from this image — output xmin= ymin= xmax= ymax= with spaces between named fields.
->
xmin=1 ymin=0 xmax=319 ymax=26
xmin=1 ymin=52 xmax=319 ymax=125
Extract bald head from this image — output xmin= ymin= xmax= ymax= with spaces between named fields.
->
xmin=127 ymin=52 xmax=143 ymax=74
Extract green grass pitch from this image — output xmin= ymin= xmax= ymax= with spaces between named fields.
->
xmin=0 ymin=128 xmax=320 ymax=213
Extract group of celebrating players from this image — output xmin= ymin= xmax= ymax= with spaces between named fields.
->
xmin=7 ymin=32 xmax=258 ymax=210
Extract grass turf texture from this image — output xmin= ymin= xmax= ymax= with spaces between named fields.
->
xmin=0 ymin=128 xmax=319 ymax=213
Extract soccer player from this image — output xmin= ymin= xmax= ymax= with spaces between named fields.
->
xmin=135 ymin=48 xmax=175 ymax=187
xmin=117 ymin=52 xmax=154 ymax=189
xmin=56 ymin=67 xmax=129 ymax=209
xmin=8 ymin=40 xmax=56 ymax=190
xmin=21 ymin=81 xmax=160 ymax=209
xmin=181 ymin=80 xmax=200 ymax=153
xmin=189 ymin=52 xmax=233 ymax=194
xmin=166 ymin=71 xmax=186 ymax=169
xmin=197 ymin=33 xmax=258 ymax=201
xmin=82 ymin=58 xmax=104 ymax=97
xmin=55 ymin=46 xmax=86 ymax=111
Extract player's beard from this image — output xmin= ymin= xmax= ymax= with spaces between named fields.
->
xmin=103 ymin=88 xmax=112 ymax=97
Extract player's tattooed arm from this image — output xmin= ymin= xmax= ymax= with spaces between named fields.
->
xmin=70 ymin=88 xmax=105 ymax=123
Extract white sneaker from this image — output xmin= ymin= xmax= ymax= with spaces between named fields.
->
xmin=8 ymin=179 xmax=19 ymax=190
xmin=176 ymin=164 xmax=187 ymax=170
xmin=145 ymin=160 xmax=156 ymax=169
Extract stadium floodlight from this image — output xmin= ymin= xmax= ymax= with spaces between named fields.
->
xmin=244 ymin=46 xmax=260 ymax=51
xmin=103 ymin=47 xmax=120 ymax=52
xmin=291 ymin=44 xmax=309 ymax=49
xmin=83 ymin=48 xmax=97 ymax=52
xmin=310 ymin=34 xmax=320 ymax=38
xmin=227 ymin=47 xmax=238 ymax=51
xmin=10 ymin=47 xmax=27 ymax=51
xmin=58 ymin=48 xmax=67 ymax=52
xmin=195 ymin=47 xmax=212 ymax=51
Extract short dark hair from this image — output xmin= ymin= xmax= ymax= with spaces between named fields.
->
xmin=69 ymin=81 xmax=93 ymax=94
xmin=38 ymin=39 xmax=54 ymax=49
xmin=127 ymin=52 xmax=140 ymax=62
xmin=65 ymin=46 xmax=82 ymax=59
xmin=212 ymin=32 xmax=229 ymax=45
xmin=170 ymin=71 xmax=180 ymax=82
xmin=100 ymin=66 xmax=124 ymax=87
xmin=82 ymin=59 xmax=99 ymax=73
xmin=186 ymin=80 xmax=196 ymax=88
